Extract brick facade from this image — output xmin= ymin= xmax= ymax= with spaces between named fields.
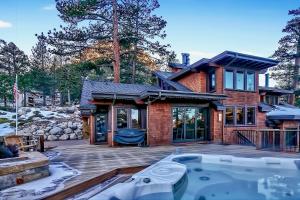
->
xmin=147 ymin=102 xmax=172 ymax=146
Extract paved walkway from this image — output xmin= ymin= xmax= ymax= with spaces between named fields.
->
xmin=48 ymin=140 xmax=300 ymax=188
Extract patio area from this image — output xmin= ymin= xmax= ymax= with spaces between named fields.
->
xmin=47 ymin=140 xmax=300 ymax=188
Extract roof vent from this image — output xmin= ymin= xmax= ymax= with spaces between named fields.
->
xmin=181 ymin=53 xmax=190 ymax=66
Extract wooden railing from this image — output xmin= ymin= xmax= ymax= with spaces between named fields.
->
xmin=233 ymin=130 xmax=256 ymax=146
xmin=233 ymin=129 xmax=300 ymax=153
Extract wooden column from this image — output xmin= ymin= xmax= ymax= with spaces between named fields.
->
xmin=89 ymin=115 xmax=96 ymax=144
xmin=82 ymin=117 xmax=89 ymax=139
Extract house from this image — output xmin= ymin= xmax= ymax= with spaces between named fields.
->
xmin=80 ymin=51 xmax=298 ymax=148
xmin=22 ymin=90 xmax=61 ymax=107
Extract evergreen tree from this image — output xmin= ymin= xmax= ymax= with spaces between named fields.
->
xmin=0 ymin=39 xmax=29 ymax=76
xmin=272 ymin=7 xmax=300 ymax=90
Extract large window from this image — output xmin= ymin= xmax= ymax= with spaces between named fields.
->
xmin=208 ymin=71 xmax=216 ymax=91
xmin=225 ymin=70 xmax=234 ymax=89
xmin=173 ymin=107 xmax=209 ymax=142
xmin=225 ymin=107 xmax=234 ymax=125
xmin=225 ymin=106 xmax=256 ymax=126
xmin=116 ymin=108 xmax=142 ymax=129
xmin=246 ymin=72 xmax=255 ymax=91
xmin=236 ymin=72 xmax=245 ymax=90
xmin=224 ymin=69 xmax=255 ymax=91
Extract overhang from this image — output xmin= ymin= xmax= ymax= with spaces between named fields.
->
xmin=209 ymin=51 xmax=279 ymax=70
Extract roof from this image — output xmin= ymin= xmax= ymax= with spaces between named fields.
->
xmin=80 ymin=80 xmax=227 ymax=109
xmin=168 ymin=63 xmax=188 ymax=69
xmin=267 ymin=104 xmax=300 ymax=120
xmin=80 ymin=80 xmax=159 ymax=109
xmin=259 ymin=86 xmax=294 ymax=95
xmin=209 ymin=51 xmax=279 ymax=70
xmin=168 ymin=51 xmax=279 ymax=81
xmin=168 ymin=58 xmax=210 ymax=80
xmin=154 ymin=71 xmax=192 ymax=91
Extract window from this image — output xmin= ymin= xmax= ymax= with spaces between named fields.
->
xmin=208 ymin=71 xmax=216 ymax=91
xmin=236 ymin=107 xmax=245 ymax=125
xmin=225 ymin=106 xmax=256 ymax=126
xmin=225 ymin=107 xmax=234 ymax=125
xmin=246 ymin=72 xmax=255 ymax=91
xmin=246 ymin=107 xmax=255 ymax=125
xmin=224 ymin=69 xmax=256 ymax=91
xmin=131 ymin=109 xmax=140 ymax=129
xmin=236 ymin=72 xmax=244 ymax=90
xmin=265 ymin=95 xmax=279 ymax=105
xmin=117 ymin=109 xmax=128 ymax=129
xmin=225 ymin=70 xmax=234 ymax=89
xmin=116 ymin=108 xmax=143 ymax=129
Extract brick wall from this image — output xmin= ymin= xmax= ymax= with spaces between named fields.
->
xmin=178 ymin=72 xmax=207 ymax=93
xmin=148 ymin=102 xmax=172 ymax=146
xmin=210 ymin=109 xmax=223 ymax=143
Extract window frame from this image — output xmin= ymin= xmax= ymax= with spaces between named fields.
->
xmin=207 ymin=69 xmax=216 ymax=92
xmin=224 ymin=70 xmax=234 ymax=89
xmin=224 ymin=67 xmax=256 ymax=92
xmin=224 ymin=105 xmax=256 ymax=126
xmin=115 ymin=107 xmax=143 ymax=130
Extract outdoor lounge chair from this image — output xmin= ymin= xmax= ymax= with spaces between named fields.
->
xmin=4 ymin=135 xmax=37 ymax=151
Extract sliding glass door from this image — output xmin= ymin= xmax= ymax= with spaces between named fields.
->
xmin=173 ymin=107 xmax=209 ymax=142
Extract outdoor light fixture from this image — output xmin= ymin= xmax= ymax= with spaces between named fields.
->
xmin=218 ymin=113 xmax=222 ymax=122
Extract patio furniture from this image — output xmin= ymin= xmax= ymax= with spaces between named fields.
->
xmin=114 ymin=129 xmax=146 ymax=145
xmin=4 ymin=135 xmax=37 ymax=152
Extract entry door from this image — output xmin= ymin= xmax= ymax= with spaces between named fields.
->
xmin=173 ymin=107 xmax=209 ymax=142
xmin=95 ymin=110 xmax=108 ymax=143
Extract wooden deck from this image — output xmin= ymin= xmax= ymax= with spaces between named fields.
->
xmin=48 ymin=140 xmax=300 ymax=188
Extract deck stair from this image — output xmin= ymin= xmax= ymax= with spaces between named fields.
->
xmin=235 ymin=130 xmax=256 ymax=146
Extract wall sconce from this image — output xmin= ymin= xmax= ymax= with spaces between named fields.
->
xmin=218 ymin=113 xmax=222 ymax=122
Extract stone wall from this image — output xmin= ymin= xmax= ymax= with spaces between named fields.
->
xmin=17 ymin=106 xmax=83 ymax=141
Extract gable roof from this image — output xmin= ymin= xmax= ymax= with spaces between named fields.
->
xmin=154 ymin=71 xmax=192 ymax=91
xmin=168 ymin=58 xmax=210 ymax=80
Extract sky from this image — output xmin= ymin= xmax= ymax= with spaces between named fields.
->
xmin=0 ymin=0 xmax=299 ymax=86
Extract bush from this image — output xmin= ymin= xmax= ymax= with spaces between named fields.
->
xmin=0 ymin=118 xmax=9 ymax=124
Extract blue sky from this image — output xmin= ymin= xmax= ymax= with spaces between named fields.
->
xmin=0 ymin=0 xmax=298 ymax=73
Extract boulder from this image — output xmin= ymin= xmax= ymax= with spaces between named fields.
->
xmin=49 ymin=127 xmax=63 ymax=135
xmin=36 ymin=130 xmax=44 ymax=135
xmin=59 ymin=134 xmax=69 ymax=140
xmin=69 ymin=133 xmax=77 ymax=140
xmin=66 ymin=107 xmax=76 ymax=114
xmin=70 ymin=125 xmax=77 ymax=130
xmin=64 ymin=128 xmax=72 ymax=134
xmin=67 ymin=121 xmax=73 ymax=128
xmin=47 ymin=135 xmax=58 ymax=141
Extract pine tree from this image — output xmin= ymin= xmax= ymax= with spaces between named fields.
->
xmin=0 ymin=39 xmax=29 ymax=76
xmin=272 ymin=7 xmax=300 ymax=90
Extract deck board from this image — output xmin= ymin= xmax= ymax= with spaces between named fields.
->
xmin=48 ymin=141 xmax=300 ymax=187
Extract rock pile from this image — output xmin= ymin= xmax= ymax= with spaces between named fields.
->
xmin=17 ymin=106 xmax=83 ymax=141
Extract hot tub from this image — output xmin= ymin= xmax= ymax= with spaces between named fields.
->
xmin=91 ymin=154 xmax=300 ymax=200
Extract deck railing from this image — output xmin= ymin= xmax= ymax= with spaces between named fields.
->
xmin=233 ymin=128 xmax=300 ymax=152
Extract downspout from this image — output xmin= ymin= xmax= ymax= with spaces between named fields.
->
xmin=111 ymin=94 xmax=117 ymax=147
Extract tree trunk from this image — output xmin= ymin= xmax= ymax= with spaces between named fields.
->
xmin=43 ymin=90 xmax=46 ymax=106
xmin=294 ymin=40 xmax=300 ymax=90
xmin=23 ymin=90 xmax=26 ymax=107
xmin=4 ymin=96 xmax=7 ymax=107
xmin=67 ymin=89 xmax=71 ymax=105
xmin=112 ymin=0 xmax=120 ymax=83
xmin=132 ymin=56 xmax=136 ymax=83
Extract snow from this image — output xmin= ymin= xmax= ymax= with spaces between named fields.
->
xmin=267 ymin=105 xmax=300 ymax=117
xmin=0 ymin=163 xmax=80 ymax=200
xmin=0 ymin=107 xmax=73 ymax=136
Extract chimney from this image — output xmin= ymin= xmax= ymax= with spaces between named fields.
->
xmin=181 ymin=53 xmax=190 ymax=66
xmin=265 ymin=73 xmax=269 ymax=88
